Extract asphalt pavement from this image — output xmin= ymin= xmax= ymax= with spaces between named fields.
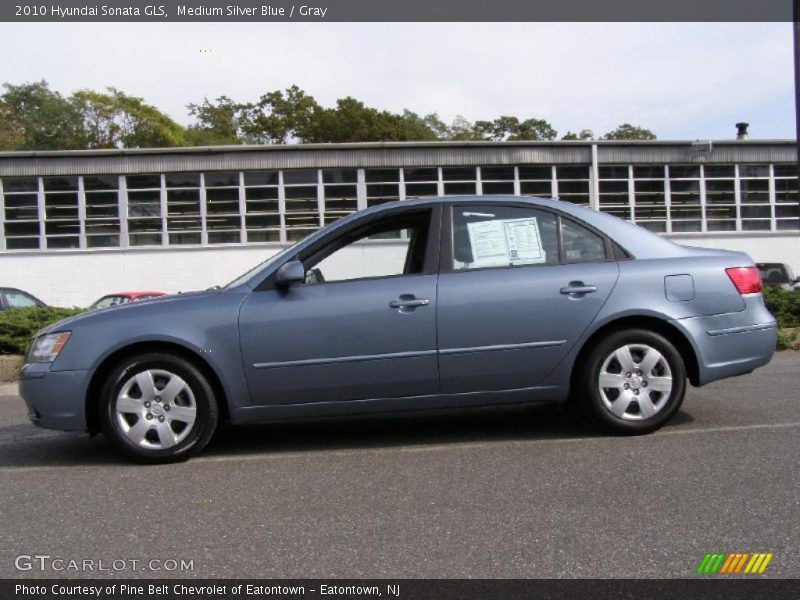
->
xmin=1 ymin=353 xmax=798 ymax=579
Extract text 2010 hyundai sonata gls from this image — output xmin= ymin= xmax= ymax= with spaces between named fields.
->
xmin=20 ymin=196 xmax=777 ymax=463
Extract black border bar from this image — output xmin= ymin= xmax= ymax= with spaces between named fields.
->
xmin=1 ymin=0 xmax=794 ymax=22
xmin=4 ymin=579 xmax=800 ymax=600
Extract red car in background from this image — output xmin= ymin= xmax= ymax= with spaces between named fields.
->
xmin=89 ymin=291 xmax=167 ymax=310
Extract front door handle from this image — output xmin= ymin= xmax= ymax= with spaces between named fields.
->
xmin=389 ymin=295 xmax=430 ymax=312
xmin=560 ymin=283 xmax=598 ymax=296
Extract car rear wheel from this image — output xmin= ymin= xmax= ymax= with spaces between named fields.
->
xmin=578 ymin=329 xmax=686 ymax=434
xmin=99 ymin=352 xmax=218 ymax=463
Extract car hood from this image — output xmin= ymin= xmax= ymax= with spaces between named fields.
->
xmin=37 ymin=289 xmax=221 ymax=336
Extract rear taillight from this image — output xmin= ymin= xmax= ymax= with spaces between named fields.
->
xmin=725 ymin=266 xmax=762 ymax=294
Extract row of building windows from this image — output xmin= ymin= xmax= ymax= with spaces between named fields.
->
xmin=0 ymin=164 xmax=797 ymax=250
xmin=596 ymin=164 xmax=798 ymax=233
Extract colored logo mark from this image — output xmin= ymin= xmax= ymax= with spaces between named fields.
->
xmin=696 ymin=552 xmax=773 ymax=574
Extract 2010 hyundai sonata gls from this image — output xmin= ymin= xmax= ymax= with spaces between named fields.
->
xmin=20 ymin=196 xmax=777 ymax=463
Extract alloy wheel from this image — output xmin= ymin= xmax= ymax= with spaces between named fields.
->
xmin=115 ymin=369 xmax=198 ymax=449
xmin=597 ymin=344 xmax=673 ymax=421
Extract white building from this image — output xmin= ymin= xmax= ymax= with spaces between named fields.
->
xmin=0 ymin=139 xmax=797 ymax=307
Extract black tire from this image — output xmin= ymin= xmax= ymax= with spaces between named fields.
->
xmin=99 ymin=352 xmax=219 ymax=463
xmin=576 ymin=329 xmax=687 ymax=434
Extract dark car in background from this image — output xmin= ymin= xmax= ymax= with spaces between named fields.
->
xmin=0 ymin=287 xmax=46 ymax=310
xmin=756 ymin=263 xmax=800 ymax=291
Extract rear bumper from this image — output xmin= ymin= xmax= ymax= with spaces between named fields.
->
xmin=672 ymin=295 xmax=777 ymax=386
xmin=18 ymin=362 xmax=89 ymax=431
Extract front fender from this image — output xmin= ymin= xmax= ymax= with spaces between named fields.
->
xmin=50 ymin=288 xmax=253 ymax=413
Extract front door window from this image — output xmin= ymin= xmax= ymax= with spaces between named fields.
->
xmin=301 ymin=210 xmax=431 ymax=284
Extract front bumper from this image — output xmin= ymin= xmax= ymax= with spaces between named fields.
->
xmin=672 ymin=295 xmax=777 ymax=386
xmin=18 ymin=362 xmax=89 ymax=431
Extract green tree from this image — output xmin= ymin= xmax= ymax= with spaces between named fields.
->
xmin=73 ymin=88 xmax=187 ymax=148
xmin=187 ymin=86 xmax=446 ymax=144
xmin=562 ymin=129 xmax=594 ymax=140
xmin=446 ymin=115 xmax=483 ymax=141
xmin=602 ymin=123 xmax=656 ymax=140
xmin=417 ymin=112 xmax=451 ymax=140
xmin=1 ymin=80 xmax=662 ymax=150
xmin=473 ymin=119 xmax=499 ymax=140
xmin=398 ymin=110 xmax=440 ymax=141
xmin=1 ymin=80 xmax=86 ymax=150
xmin=186 ymin=95 xmax=243 ymax=145
xmin=187 ymin=88 xmax=444 ymax=144
xmin=241 ymin=85 xmax=320 ymax=144
xmin=0 ymin=100 xmax=24 ymax=150
xmin=302 ymin=97 xmax=401 ymax=143
xmin=473 ymin=116 xmax=557 ymax=141
xmin=510 ymin=118 xmax=558 ymax=141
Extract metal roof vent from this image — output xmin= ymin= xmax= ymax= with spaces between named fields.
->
xmin=691 ymin=140 xmax=713 ymax=162
xmin=736 ymin=122 xmax=750 ymax=140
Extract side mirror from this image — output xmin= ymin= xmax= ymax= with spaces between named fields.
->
xmin=275 ymin=260 xmax=306 ymax=288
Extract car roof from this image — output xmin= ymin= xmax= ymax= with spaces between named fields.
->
xmin=342 ymin=195 xmax=683 ymax=259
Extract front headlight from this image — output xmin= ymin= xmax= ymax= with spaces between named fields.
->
xmin=28 ymin=332 xmax=71 ymax=363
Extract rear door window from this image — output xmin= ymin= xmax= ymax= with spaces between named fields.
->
xmin=451 ymin=205 xmax=559 ymax=270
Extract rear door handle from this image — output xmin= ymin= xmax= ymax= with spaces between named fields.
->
xmin=560 ymin=284 xmax=598 ymax=296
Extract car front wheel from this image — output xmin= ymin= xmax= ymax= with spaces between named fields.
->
xmin=578 ymin=329 xmax=687 ymax=434
xmin=99 ymin=352 xmax=219 ymax=463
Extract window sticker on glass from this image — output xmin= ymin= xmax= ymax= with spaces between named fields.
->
xmin=466 ymin=217 xmax=546 ymax=268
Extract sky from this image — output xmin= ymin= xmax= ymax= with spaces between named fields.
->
xmin=0 ymin=22 xmax=794 ymax=140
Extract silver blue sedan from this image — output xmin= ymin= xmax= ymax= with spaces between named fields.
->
xmin=19 ymin=196 xmax=777 ymax=462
